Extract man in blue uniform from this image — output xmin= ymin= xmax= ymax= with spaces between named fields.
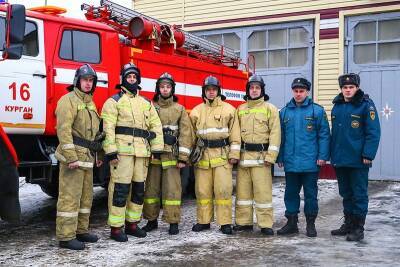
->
xmin=330 ymin=73 xmax=380 ymax=242
xmin=276 ymin=78 xmax=330 ymax=237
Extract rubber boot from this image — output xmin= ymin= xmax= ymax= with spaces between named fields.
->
xmin=220 ymin=224 xmax=233 ymax=235
xmin=192 ymin=223 xmax=210 ymax=232
xmin=331 ymin=213 xmax=352 ymax=236
xmin=277 ymin=214 xmax=299 ymax=235
xmin=168 ymin=223 xmax=179 ymax=235
xmin=125 ymin=221 xmax=147 ymax=238
xmin=306 ymin=215 xmax=317 ymax=237
xmin=233 ymin=225 xmax=253 ymax=232
xmin=346 ymin=216 xmax=365 ymax=241
xmin=59 ymin=238 xmax=85 ymax=250
xmin=110 ymin=227 xmax=128 ymax=242
xmin=142 ymin=220 xmax=158 ymax=232
xmin=76 ymin=232 xmax=99 ymax=243
xmin=260 ymin=228 xmax=274 ymax=236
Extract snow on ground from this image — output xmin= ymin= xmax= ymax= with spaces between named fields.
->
xmin=0 ymin=178 xmax=399 ymax=266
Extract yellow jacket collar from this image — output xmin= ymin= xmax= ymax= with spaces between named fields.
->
xmin=73 ymin=87 xmax=92 ymax=103
xmin=157 ymin=96 xmax=174 ymax=107
xmin=205 ymin=96 xmax=222 ymax=107
xmin=247 ymin=97 xmax=264 ymax=108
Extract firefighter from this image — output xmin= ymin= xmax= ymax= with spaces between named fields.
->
xmin=54 ymin=64 xmax=103 ymax=250
xmin=102 ymin=63 xmax=164 ymax=242
xmin=189 ymin=75 xmax=241 ymax=235
xmin=276 ymin=78 xmax=330 ymax=237
xmin=233 ymin=75 xmax=281 ymax=235
xmin=0 ymin=125 xmax=20 ymax=223
xmin=330 ymin=73 xmax=380 ymax=242
xmin=142 ymin=73 xmax=194 ymax=235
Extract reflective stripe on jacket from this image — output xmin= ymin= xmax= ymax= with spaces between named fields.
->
xmin=190 ymin=96 xmax=240 ymax=169
xmin=236 ymin=98 xmax=281 ymax=167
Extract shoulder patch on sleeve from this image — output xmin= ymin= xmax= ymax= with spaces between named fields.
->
xmin=370 ymin=110 xmax=376 ymax=120
xmin=111 ymin=92 xmax=123 ymax=102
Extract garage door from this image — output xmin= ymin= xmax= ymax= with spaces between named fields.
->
xmin=245 ymin=20 xmax=314 ymax=109
xmin=346 ymin=12 xmax=400 ymax=180
xmin=196 ymin=20 xmax=314 ymax=109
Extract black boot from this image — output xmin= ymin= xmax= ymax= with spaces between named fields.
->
xmin=110 ymin=227 xmax=128 ymax=242
xmin=59 ymin=239 xmax=85 ymax=250
xmin=331 ymin=213 xmax=352 ymax=236
xmin=260 ymin=228 xmax=274 ymax=236
xmin=220 ymin=224 xmax=233 ymax=235
xmin=233 ymin=225 xmax=253 ymax=232
xmin=346 ymin=216 xmax=365 ymax=241
xmin=76 ymin=232 xmax=99 ymax=243
xmin=306 ymin=215 xmax=317 ymax=237
xmin=142 ymin=220 xmax=158 ymax=232
xmin=168 ymin=223 xmax=179 ymax=235
xmin=192 ymin=223 xmax=210 ymax=232
xmin=277 ymin=214 xmax=299 ymax=235
xmin=125 ymin=222 xmax=147 ymax=238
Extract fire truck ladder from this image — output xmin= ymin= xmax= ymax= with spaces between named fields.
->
xmin=81 ymin=0 xmax=239 ymax=65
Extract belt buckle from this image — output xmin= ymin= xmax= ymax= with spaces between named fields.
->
xmin=144 ymin=130 xmax=151 ymax=140
xmin=243 ymin=142 xmax=246 ymax=151
xmin=260 ymin=144 xmax=265 ymax=151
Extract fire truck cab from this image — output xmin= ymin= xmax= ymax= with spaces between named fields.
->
xmin=1 ymin=8 xmax=122 ymax=196
xmin=0 ymin=2 xmax=248 ymax=198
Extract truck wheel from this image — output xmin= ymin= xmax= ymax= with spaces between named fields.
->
xmin=40 ymin=181 xmax=59 ymax=198
xmin=40 ymin=166 xmax=59 ymax=198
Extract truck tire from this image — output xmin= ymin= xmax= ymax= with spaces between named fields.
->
xmin=40 ymin=180 xmax=59 ymax=198
xmin=40 ymin=167 xmax=59 ymax=198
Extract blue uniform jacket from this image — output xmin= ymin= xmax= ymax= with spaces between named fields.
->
xmin=331 ymin=89 xmax=381 ymax=168
xmin=277 ymin=97 xmax=330 ymax=172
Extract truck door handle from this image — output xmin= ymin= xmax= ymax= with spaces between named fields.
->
xmin=33 ymin=73 xmax=46 ymax=78
xmin=98 ymin=79 xmax=108 ymax=84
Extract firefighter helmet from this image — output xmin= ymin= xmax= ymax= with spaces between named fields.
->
xmin=154 ymin=72 xmax=177 ymax=101
xmin=70 ymin=64 xmax=97 ymax=93
xmin=201 ymin=75 xmax=225 ymax=100
xmin=121 ymin=62 xmax=141 ymax=85
xmin=156 ymin=72 xmax=176 ymax=94
xmin=244 ymin=74 xmax=269 ymax=101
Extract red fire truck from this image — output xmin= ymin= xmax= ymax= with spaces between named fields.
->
xmin=0 ymin=0 xmax=248 ymax=197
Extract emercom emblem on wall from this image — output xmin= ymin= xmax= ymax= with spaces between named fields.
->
xmin=381 ymin=103 xmax=394 ymax=120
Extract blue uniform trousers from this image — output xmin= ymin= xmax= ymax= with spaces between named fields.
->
xmin=284 ymin=172 xmax=319 ymax=216
xmin=335 ymin=167 xmax=369 ymax=218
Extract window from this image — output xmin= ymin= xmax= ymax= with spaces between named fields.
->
xmin=247 ymin=27 xmax=309 ymax=69
xmin=203 ymin=33 xmax=241 ymax=58
xmin=0 ymin=18 xmax=39 ymax=57
xmin=59 ymin=30 xmax=100 ymax=63
xmin=354 ymin=19 xmax=400 ymax=64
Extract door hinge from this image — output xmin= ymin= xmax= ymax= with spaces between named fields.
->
xmin=345 ymin=36 xmax=352 ymax=46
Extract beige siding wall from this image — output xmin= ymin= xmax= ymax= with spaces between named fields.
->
xmin=317 ymin=38 xmax=340 ymax=114
xmin=134 ymin=0 xmax=395 ymax=26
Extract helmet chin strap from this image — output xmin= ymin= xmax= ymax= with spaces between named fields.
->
xmin=123 ymin=80 xmax=138 ymax=95
xmin=249 ymin=94 xmax=263 ymax=100
xmin=160 ymin=93 xmax=172 ymax=100
xmin=206 ymin=96 xmax=215 ymax=103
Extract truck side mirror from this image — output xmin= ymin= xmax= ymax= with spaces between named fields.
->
xmin=2 ymin=4 xmax=26 ymax=60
